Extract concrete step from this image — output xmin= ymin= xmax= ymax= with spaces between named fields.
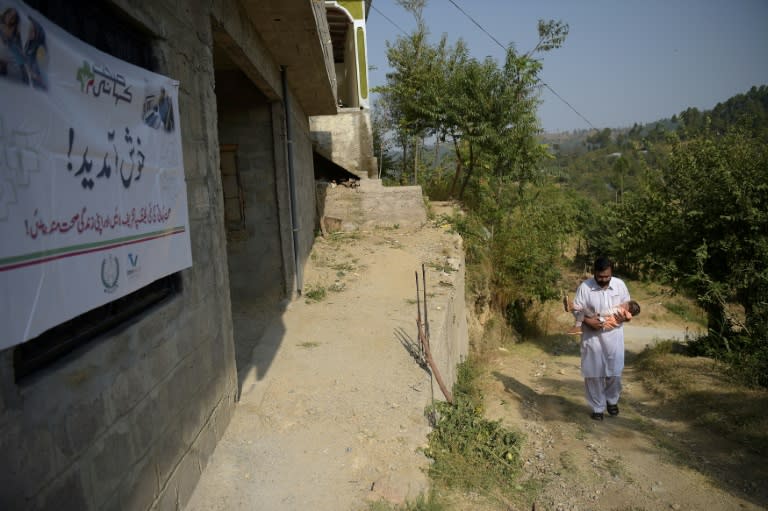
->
xmin=317 ymin=180 xmax=427 ymax=231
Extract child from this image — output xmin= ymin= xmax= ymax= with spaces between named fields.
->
xmin=563 ymin=296 xmax=641 ymax=335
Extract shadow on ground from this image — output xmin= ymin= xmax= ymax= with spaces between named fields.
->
xmin=496 ymin=331 xmax=768 ymax=508
xmin=231 ymin=300 xmax=288 ymax=396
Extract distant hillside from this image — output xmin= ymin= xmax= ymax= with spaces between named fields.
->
xmin=539 ymin=84 xmax=768 ymax=155
xmin=544 ymin=85 xmax=768 ymax=205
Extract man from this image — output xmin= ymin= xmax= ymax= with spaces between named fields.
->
xmin=573 ymin=256 xmax=632 ymax=421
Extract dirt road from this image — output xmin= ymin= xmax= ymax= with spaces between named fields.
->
xmin=480 ymin=303 xmax=767 ymax=511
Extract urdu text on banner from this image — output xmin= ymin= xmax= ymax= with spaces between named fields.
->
xmin=0 ymin=0 xmax=192 ymax=349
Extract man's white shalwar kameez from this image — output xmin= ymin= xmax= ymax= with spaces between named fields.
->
xmin=574 ymin=276 xmax=630 ymax=413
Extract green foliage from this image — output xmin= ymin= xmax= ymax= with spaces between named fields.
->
xmin=423 ymin=361 xmax=523 ymax=497
xmin=686 ymin=332 xmax=768 ymax=388
xmin=366 ymin=491 xmax=445 ymax=511
xmin=680 ymin=85 xmax=768 ymax=140
xmin=552 ymin=85 xmax=768 ymax=386
xmin=304 ymin=285 xmax=327 ymax=303
xmin=452 ymin=181 xmax=581 ymax=335
xmin=375 ymin=12 xmax=568 ymax=198
xmin=588 ymin=126 xmax=768 ymax=386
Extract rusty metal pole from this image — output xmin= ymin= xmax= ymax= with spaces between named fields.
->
xmin=419 ymin=266 xmax=453 ymax=404
xmin=422 ymin=264 xmax=430 ymax=341
xmin=415 ymin=271 xmax=423 ymax=359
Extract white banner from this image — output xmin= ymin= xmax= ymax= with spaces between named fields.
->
xmin=0 ymin=1 xmax=192 ymax=349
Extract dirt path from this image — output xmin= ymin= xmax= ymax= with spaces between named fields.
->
xmin=479 ymin=303 xmax=767 ymax=511
xmin=185 ymin=223 xmax=462 ymax=510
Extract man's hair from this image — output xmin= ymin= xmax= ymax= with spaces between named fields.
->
xmin=593 ymin=256 xmax=613 ymax=272
xmin=626 ymin=300 xmax=641 ymax=316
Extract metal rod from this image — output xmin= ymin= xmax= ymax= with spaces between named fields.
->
xmin=281 ymin=66 xmax=303 ymax=294
xmin=422 ymin=264 xmax=430 ymax=341
xmin=415 ymin=266 xmax=453 ymax=404
xmin=415 ymin=271 xmax=423 ymax=359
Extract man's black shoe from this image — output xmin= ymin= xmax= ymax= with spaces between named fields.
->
xmin=590 ymin=412 xmax=604 ymax=421
xmin=607 ymin=403 xmax=619 ymax=416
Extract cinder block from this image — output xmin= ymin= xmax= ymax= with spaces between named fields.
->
xmin=55 ymin=395 xmax=107 ymax=459
xmin=36 ymin=470 xmax=90 ymax=511
xmin=102 ymin=456 xmax=158 ymax=511
xmin=89 ymin=427 xmax=135 ymax=506
xmin=129 ymin=391 xmax=162 ymax=457
xmin=108 ymin=364 xmax=150 ymax=421
xmin=151 ymin=423 xmax=185 ymax=494
xmin=1 ymin=425 xmax=58 ymax=501
xmin=174 ymin=443 xmax=203 ymax=510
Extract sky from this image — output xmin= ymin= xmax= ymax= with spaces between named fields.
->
xmin=364 ymin=0 xmax=768 ymax=133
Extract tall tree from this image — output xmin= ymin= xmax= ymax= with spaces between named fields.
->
xmin=600 ymin=128 xmax=768 ymax=342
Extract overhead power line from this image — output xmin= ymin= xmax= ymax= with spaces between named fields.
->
xmin=445 ymin=0 xmax=507 ymax=51
xmin=445 ymin=0 xmax=597 ymax=130
xmin=542 ymin=83 xmax=597 ymax=130
xmin=370 ymin=4 xmax=408 ymax=36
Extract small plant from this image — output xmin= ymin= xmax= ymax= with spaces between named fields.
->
xmin=331 ymin=262 xmax=355 ymax=272
xmin=602 ymin=456 xmax=629 ymax=480
xmin=427 ymin=260 xmax=455 ymax=274
xmin=328 ymin=231 xmax=361 ymax=243
xmin=423 ymin=360 xmax=524 ymax=500
xmin=304 ymin=285 xmax=327 ymax=303
xmin=366 ymin=490 xmax=444 ymax=510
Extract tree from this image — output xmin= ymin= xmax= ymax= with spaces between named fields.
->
xmin=603 ymin=128 xmax=768 ymax=350
xmin=376 ymin=9 xmax=568 ymax=199
xmin=371 ymin=97 xmax=398 ymax=179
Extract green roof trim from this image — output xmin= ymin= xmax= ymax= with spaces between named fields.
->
xmin=339 ymin=1 xmax=364 ymax=21
xmin=356 ymin=27 xmax=368 ymax=99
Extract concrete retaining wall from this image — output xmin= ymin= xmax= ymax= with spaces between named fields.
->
xmin=424 ymin=235 xmax=470 ymax=396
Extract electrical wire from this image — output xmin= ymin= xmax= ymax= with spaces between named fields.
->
xmin=370 ymin=4 xmax=409 ymax=36
xmin=445 ymin=0 xmax=597 ymax=130
xmin=445 ymin=0 xmax=508 ymax=51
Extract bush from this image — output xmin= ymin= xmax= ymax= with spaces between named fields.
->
xmin=687 ymin=333 xmax=768 ymax=388
xmin=423 ymin=361 xmax=523 ymax=497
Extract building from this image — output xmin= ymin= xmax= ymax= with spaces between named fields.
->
xmin=312 ymin=1 xmax=378 ymax=179
xmin=0 ymin=1 xmax=372 ymax=509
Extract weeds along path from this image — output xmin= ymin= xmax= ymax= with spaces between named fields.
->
xmin=478 ymin=301 xmax=768 ymax=511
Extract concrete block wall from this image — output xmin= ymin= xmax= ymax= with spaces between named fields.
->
xmin=0 ymin=0 xmax=329 ymax=509
xmin=288 ymin=104 xmax=319 ymax=287
xmin=319 ymin=179 xmax=428 ymax=231
xmin=427 ymin=235 xmax=470 ymax=394
xmin=0 ymin=2 xmax=239 ymax=509
xmin=216 ymin=74 xmax=285 ymax=306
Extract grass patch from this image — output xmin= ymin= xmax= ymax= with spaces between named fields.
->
xmin=663 ymin=300 xmax=705 ymax=325
xmin=297 ymin=341 xmax=320 ymax=349
xmin=427 ymin=260 xmax=456 ymax=274
xmin=331 ymin=262 xmax=355 ymax=272
xmin=423 ymin=360 xmax=525 ymax=506
xmin=622 ymin=280 xmax=707 ymax=327
xmin=327 ymin=231 xmax=361 ymax=243
xmin=601 ymin=456 xmax=631 ymax=481
xmin=366 ymin=491 xmax=445 ymax=511
xmin=635 ymin=342 xmax=768 ymax=456
xmin=304 ymin=285 xmax=327 ymax=303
